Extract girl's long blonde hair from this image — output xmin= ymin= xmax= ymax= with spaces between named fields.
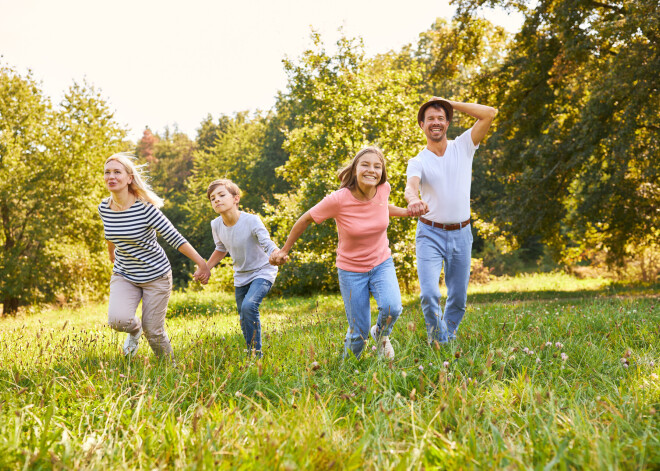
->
xmin=105 ymin=152 xmax=164 ymax=208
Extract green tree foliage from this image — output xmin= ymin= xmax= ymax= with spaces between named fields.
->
xmin=0 ymin=65 xmax=127 ymax=314
xmin=189 ymin=112 xmax=289 ymax=213
xmin=456 ymin=0 xmax=660 ymax=265
xmin=413 ymin=17 xmax=509 ymax=99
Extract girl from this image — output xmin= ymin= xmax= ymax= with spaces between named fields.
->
xmin=203 ymin=179 xmax=279 ymax=358
xmin=99 ymin=153 xmax=210 ymax=360
xmin=270 ymin=147 xmax=416 ymax=359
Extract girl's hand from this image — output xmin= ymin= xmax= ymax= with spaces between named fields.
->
xmin=269 ymin=249 xmax=288 ymax=266
xmin=407 ymin=199 xmax=428 ymax=217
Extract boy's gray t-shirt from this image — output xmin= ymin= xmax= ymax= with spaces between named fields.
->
xmin=211 ymin=212 xmax=278 ymax=287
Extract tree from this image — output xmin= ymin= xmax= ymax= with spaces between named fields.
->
xmin=455 ymin=0 xmax=660 ymax=266
xmin=0 ymin=65 xmax=127 ymax=314
xmin=135 ymin=128 xmax=159 ymax=163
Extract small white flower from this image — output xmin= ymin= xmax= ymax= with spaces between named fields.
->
xmin=235 ymin=391 xmax=241 ymax=397
xmin=561 ymin=353 xmax=568 ymax=361
xmin=523 ymin=347 xmax=529 ymax=354
xmin=401 ymin=371 xmax=407 ymax=378
xmin=372 ymin=346 xmax=377 ymax=351
xmin=443 ymin=361 xmax=449 ymax=368
xmin=650 ymin=361 xmax=655 ymax=367
xmin=529 ymin=350 xmax=535 ymax=356
xmin=536 ymin=358 xmax=541 ymax=364
xmin=354 ymin=370 xmax=359 ymax=374
xmin=555 ymin=342 xmax=564 ymax=349
xmin=623 ymin=363 xmax=629 ymax=369
xmin=82 ymin=434 xmax=99 ymax=453
xmin=418 ymin=365 xmax=424 ymax=371
xmin=546 ymin=342 xmax=552 ymax=347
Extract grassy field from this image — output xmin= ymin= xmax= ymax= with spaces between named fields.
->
xmin=1 ymin=274 xmax=658 ymax=469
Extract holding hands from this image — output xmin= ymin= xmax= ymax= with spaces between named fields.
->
xmin=269 ymin=249 xmax=288 ymax=266
xmin=407 ymin=199 xmax=429 ymax=217
xmin=193 ymin=263 xmax=211 ymax=285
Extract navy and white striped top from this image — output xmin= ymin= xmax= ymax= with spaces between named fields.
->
xmin=98 ymin=199 xmax=188 ymax=283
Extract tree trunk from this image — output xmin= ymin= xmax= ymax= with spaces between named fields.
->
xmin=2 ymin=297 xmax=19 ymax=316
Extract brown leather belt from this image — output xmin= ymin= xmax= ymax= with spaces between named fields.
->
xmin=419 ymin=217 xmax=470 ymax=231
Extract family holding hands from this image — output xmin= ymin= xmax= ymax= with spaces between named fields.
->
xmin=99 ymin=97 xmax=497 ymax=362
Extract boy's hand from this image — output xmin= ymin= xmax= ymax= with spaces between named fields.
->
xmin=269 ymin=249 xmax=288 ymax=266
xmin=194 ymin=263 xmax=211 ymax=285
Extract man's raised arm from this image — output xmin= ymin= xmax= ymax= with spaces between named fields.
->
xmin=436 ymin=98 xmax=497 ymax=146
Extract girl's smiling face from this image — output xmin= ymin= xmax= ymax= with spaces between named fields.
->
xmin=355 ymin=152 xmax=383 ymax=193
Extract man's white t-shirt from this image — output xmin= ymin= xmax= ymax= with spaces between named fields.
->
xmin=406 ymin=127 xmax=478 ymax=224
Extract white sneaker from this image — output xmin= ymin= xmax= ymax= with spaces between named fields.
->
xmin=371 ymin=325 xmax=395 ymax=360
xmin=123 ymin=328 xmax=142 ymax=358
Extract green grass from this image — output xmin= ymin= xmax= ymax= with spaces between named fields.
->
xmin=1 ymin=273 xmax=658 ymax=469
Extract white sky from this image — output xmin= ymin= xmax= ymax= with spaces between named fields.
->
xmin=1 ymin=0 xmax=522 ymax=142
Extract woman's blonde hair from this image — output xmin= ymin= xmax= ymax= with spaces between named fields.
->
xmin=104 ymin=152 xmax=164 ymax=208
xmin=337 ymin=146 xmax=388 ymax=190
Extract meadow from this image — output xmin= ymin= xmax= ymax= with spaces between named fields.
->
xmin=0 ymin=274 xmax=658 ymax=470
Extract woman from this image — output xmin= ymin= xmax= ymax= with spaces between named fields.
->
xmin=270 ymin=147 xmax=419 ymax=359
xmin=98 ymin=153 xmax=210 ymax=360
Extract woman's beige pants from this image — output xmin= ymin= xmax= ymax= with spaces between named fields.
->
xmin=107 ymin=271 xmax=173 ymax=358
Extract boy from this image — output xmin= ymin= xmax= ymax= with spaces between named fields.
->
xmin=203 ymin=179 xmax=279 ymax=358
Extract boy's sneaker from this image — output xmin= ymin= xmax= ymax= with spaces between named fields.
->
xmin=123 ymin=328 xmax=142 ymax=358
xmin=371 ymin=324 xmax=395 ymax=360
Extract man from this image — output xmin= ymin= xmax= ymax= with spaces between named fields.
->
xmin=405 ymin=97 xmax=497 ymax=344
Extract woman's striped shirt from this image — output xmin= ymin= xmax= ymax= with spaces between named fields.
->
xmin=98 ymin=199 xmax=188 ymax=283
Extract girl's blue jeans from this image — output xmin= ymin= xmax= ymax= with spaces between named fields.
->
xmin=337 ymin=257 xmax=402 ymax=359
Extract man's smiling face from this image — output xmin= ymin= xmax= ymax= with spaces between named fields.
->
xmin=420 ymin=106 xmax=450 ymax=143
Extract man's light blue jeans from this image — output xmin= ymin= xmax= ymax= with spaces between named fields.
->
xmin=338 ymin=257 xmax=403 ymax=359
xmin=235 ymin=278 xmax=272 ymax=356
xmin=416 ymin=222 xmax=472 ymax=343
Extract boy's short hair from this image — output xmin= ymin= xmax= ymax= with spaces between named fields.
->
xmin=207 ymin=179 xmax=242 ymax=200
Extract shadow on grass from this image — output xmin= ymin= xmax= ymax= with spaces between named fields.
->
xmin=166 ymin=282 xmax=659 ymax=318
xmin=466 ymin=281 xmax=660 ymax=304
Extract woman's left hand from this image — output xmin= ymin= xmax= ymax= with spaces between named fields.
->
xmin=194 ymin=263 xmax=211 ymax=285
